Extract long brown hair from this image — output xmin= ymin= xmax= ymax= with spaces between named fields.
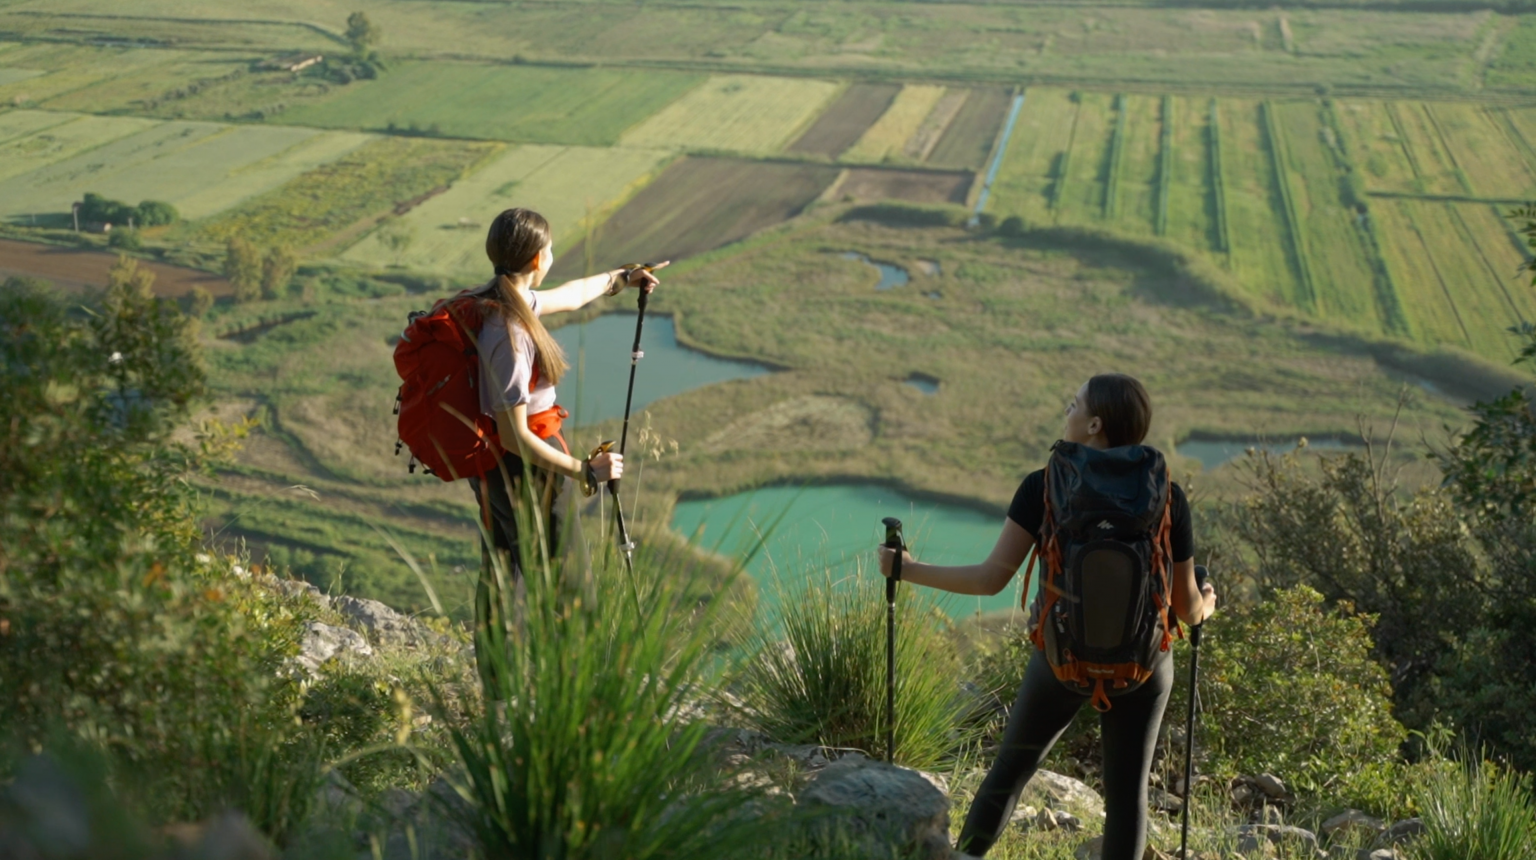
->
xmin=480 ymin=208 xmax=568 ymax=385
xmin=1084 ymin=373 xmax=1153 ymax=448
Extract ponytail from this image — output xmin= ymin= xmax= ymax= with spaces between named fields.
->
xmin=486 ymin=272 xmax=568 ymax=385
xmin=482 ymin=207 xmax=568 ymax=386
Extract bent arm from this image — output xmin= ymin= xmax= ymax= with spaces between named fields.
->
xmin=885 ymin=518 xmax=1035 ymax=597
xmin=1169 ymin=557 xmax=1216 ymax=626
xmin=494 ymin=404 xmax=583 ymax=480
xmin=535 ymin=271 xmax=624 ymax=315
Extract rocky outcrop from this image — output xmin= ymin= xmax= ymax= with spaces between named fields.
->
xmin=296 ymin=621 xmax=373 ymax=673
xmin=1018 ymin=769 xmax=1105 ymax=819
xmin=333 ymin=595 xmax=423 ymax=646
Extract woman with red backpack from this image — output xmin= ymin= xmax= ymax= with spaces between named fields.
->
xmin=877 ymin=374 xmax=1217 ymax=860
xmin=470 ymin=208 xmax=663 ymax=663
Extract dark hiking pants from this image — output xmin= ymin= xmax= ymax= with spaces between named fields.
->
xmin=956 ymin=649 xmax=1173 ymax=858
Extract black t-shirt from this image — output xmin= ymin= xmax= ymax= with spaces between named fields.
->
xmin=1007 ymin=469 xmax=1195 ymax=563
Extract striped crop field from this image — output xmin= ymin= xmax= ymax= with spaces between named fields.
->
xmin=340 ymin=145 xmax=673 ymax=278
xmin=0 ymin=113 xmax=158 ymax=184
xmin=1216 ymin=100 xmax=1305 ymax=310
xmin=36 ymin=52 xmax=242 ymax=115
xmin=925 ymin=87 xmax=1011 ymax=170
xmin=1270 ymin=101 xmax=1382 ymax=326
xmin=984 ymin=87 xmax=1079 ymax=225
xmin=0 ymin=108 xmax=83 ymax=147
xmin=786 ymin=83 xmax=899 ymax=159
xmin=282 ymin=62 xmax=705 ymax=147
xmin=0 ymin=119 xmax=376 ymax=223
xmin=1387 ymin=102 xmax=1468 ymax=196
xmin=842 ymin=85 xmax=946 ymax=164
xmin=1429 ymin=103 xmax=1536 ymax=199
xmin=0 ymin=43 xmax=188 ymax=107
xmin=619 ymin=75 xmax=841 ymax=156
xmin=1110 ymin=94 xmax=1163 ymax=236
xmin=1373 ymin=200 xmax=1536 ymax=357
xmin=1054 ymin=92 xmax=1117 ymax=224
xmin=1334 ymin=101 xmax=1423 ymax=195
xmin=1164 ymin=96 xmax=1218 ymax=253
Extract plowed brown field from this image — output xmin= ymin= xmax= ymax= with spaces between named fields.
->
xmin=0 ymin=238 xmax=231 ymax=297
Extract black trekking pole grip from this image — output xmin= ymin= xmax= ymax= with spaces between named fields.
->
xmin=1191 ymin=564 xmax=1210 ymax=644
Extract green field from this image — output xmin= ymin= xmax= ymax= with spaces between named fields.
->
xmin=618 ymin=75 xmax=841 ymax=155
xmin=0 ymin=118 xmax=375 ymax=222
xmin=190 ymin=136 xmax=498 ymax=250
xmin=340 ymin=144 xmax=673 ymax=278
xmin=281 ymin=61 xmax=704 ymax=147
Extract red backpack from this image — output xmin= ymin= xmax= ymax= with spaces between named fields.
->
xmin=392 ymin=292 xmax=502 ymax=481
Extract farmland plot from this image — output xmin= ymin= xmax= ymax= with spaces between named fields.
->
xmin=193 ymin=137 xmax=499 ymax=250
xmin=1334 ymin=101 xmax=1421 ymax=195
xmin=0 ymin=108 xmax=77 ymax=147
xmin=786 ymin=83 xmax=898 ymax=159
xmin=1111 ymin=94 xmax=1162 ymax=236
xmin=619 ymin=75 xmax=840 ymax=155
xmin=341 ymin=145 xmax=672 ymax=279
xmin=926 ymin=87 xmax=1010 ymax=170
xmin=842 ymin=84 xmax=945 ymax=164
xmin=1215 ymin=99 xmax=1304 ymax=310
xmin=282 ymin=62 xmax=704 ymax=147
xmin=1387 ymin=102 xmax=1467 ymax=196
xmin=0 ymin=43 xmax=185 ymax=107
xmin=984 ymin=88 xmax=1077 ymax=225
xmin=1428 ymin=102 xmax=1536 ymax=199
xmin=39 ymin=52 xmax=243 ymax=115
xmin=0 ymin=114 xmax=161 ymax=185
xmin=1270 ymin=101 xmax=1381 ymax=328
xmin=0 ymin=122 xmax=373 ymax=223
xmin=1054 ymin=92 xmax=1116 ymax=225
xmin=1163 ymin=96 xmax=1218 ymax=255
xmin=550 ymin=157 xmax=838 ymax=278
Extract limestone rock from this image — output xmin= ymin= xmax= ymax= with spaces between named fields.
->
xmin=1253 ymin=773 xmax=1289 ymax=799
xmin=1227 ymin=824 xmax=1319 ymax=854
xmin=799 ymin=757 xmax=952 ymax=860
xmin=273 ymin=577 xmax=328 ymax=609
xmin=1149 ymin=787 xmax=1183 ymax=814
xmin=1321 ymin=809 xmax=1385 ymax=841
xmin=333 ymin=595 xmax=419 ymax=645
xmin=1019 ymin=769 xmax=1106 ymax=818
xmin=297 ymin=621 xmax=373 ymax=672
xmin=1072 ymin=835 xmax=1175 ymax=860
xmin=1372 ymin=818 xmax=1424 ymax=848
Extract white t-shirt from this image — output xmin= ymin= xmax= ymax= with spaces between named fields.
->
xmin=477 ymin=290 xmax=557 ymax=418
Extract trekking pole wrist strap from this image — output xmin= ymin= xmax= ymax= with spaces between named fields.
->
xmin=581 ymin=458 xmax=599 ymax=497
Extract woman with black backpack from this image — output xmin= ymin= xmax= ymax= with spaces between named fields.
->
xmin=877 ymin=374 xmax=1217 ymax=860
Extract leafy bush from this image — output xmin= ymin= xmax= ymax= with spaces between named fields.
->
xmin=76 ymin=193 xmax=178 ymax=228
xmin=1410 ymin=753 xmax=1536 ymax=860
xmin=732 ymin=568 xmax=977 ymax=769
xmin=1194 ymin=585 xmax=1405 ymax=794
xmin=107 ymin=227 xmax=141 ymax=250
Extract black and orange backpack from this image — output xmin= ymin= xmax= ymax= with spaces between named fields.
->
xmin=1020 ymin=441 xmax=1177 ymax=712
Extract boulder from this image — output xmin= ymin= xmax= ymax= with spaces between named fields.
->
xmin=297 ymin=621 xmax=373 ymax=672
xmin=1019 ymin=769 xmax=1106 ymax=818
xmin=177 ymin=811 xmax=275 ymax=860
xmin=1321 ymin=809 xmax=1385 ymax=841
xmin=273 ymin=577 xmax=328 ymax=609
xmin=1149 ymin=787 xmax=1183 ymax=814
xmin=333 ymin=595 xmax=420 ymax=645
xmin=1252 ymin=773 xmax=1289 ymax=799
xmin=1227 ymin=824 xmax=1319 ymax=855
xmin=1372 ymin=818 xmax=1424 ymax=848
xmin=799 ymin=757 xmax=952 ymax=860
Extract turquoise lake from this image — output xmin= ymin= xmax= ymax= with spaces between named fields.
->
xmin=672 ymin=484 xmax=1036 ymax=619
xmin=552 ymin=314 xmax=770 ymax=425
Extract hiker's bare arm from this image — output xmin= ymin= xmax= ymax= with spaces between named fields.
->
xmin=537 ymin=262 xmax=668 ymax=314
xmin=876 ymin=519 xmax=1034 ymax=596
xmin=1171 ymin=558 xmax=1217 ymax=626
xmin=494 ymin=405 xmax=621 ymax=482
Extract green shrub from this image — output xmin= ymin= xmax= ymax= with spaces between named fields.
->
xmin=437 ymin=539 xmax=786 ymax=860
xmin=1194 ymin=585 xmax=1405 ymax=794
xmin=840 ymin=201 xmax=969 ymax=228
xmin=1411 ymin=753 xmax=1536 ymax=860
xmin=732 ymin=568 xmax=977 ymax=769
xmin=107 ymin=227 xmax=141 ymax=250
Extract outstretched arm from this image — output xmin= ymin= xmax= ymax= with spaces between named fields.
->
xmin=536 ymin=262 xmax=668 ymax=314
xmin=876 ymin=518 xmax=1035 ymax=596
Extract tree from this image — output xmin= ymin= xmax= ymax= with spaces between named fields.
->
xmin=223 ymin=237 xmax=261 ymax=303
xmin=108 ymin=228 xmax=142 ymax=251
xmin=261 ymin=246 xmax=297 ymax=300
xmin=346 ymin=11 xmax=380 ymax=51
xmin=189 ymin=285 xmax=214 ymax=318
xmin=134 ymin=200 xmax=178 ymax=227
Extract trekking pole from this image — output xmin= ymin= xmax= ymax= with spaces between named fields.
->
xmin=608 ymin=264 xmax=659 ymax=586
xmin=1179 ymin=564 xmax=1211 ymax=860
xmin=882 ymin=517 xmax=905 ymax=764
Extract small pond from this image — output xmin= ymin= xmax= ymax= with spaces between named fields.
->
xmin=905 ymin=373 xmax=940 ymax=395
xmin=672 ymin=484 xmax=1035 ymax=619
xmin=841 ymin=252 xmax=910 ymax=291
xmin=1177 ymin=436 xmax=1359 ymax=471
xmin=552 ymin=314 xmax=771 ymax=425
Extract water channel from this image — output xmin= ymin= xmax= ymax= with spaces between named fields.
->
xmin=552 ymin=314 xmax=770 ymax=424
xmin=672 ymin=484 xmax=1033 ymax=619
xmin=841 ymin=252 xmax=910 ymax=290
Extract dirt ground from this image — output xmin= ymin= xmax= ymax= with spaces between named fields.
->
xmin=0 ymin=238 xmax=233 ymax=298
xmin=835 ymin=167 xmax=973 ymax=205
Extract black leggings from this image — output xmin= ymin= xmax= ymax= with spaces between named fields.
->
xmin=957 ymin=650 xmax=1173 ymax=858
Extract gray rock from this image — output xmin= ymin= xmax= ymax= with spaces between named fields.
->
xmin=1055 ymin=810 xmax=1083 ymax=833
xmin=182 ymin=811 xmax=275 ymax=860
xmin=1019 ymin=769 xmax=1106 ymax=818
xmin=1149 ymin=787 xmax=1183 ymax=814
xmin=1253 ymin=773 xmax=1289 ymax=799
xmin=799 ymin=757 xmax=952 ymax=860
xmin=1008 ymin=803 xmax=1039 ymax=827
xmin=334 ymin=595 xmax=420 ymax=644
xmin=1372 ymin=818 xmax=1424 ymax=848
xmin=1227 ymin=824 xmax=1319 ymax=854
xmin=1360 ymin=850 xmax=1403 ymax=860
xmin=1321 ymin=809 xmax=1385 ymax=841
xmin=273 ymin=577 xmax=329 ymax=609
xmin=1034 ymin=806 xmax=1059 ymax=831
xmin=297 ymin=621 xmax=373 ymax=672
